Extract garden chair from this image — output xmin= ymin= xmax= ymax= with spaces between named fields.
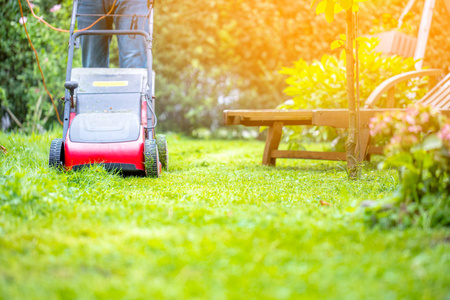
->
xmin=223 ymin=68 xmax=450 ymax=166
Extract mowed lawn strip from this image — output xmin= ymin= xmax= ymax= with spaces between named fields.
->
xmin=0 ymin=132 xmax=449 ymax=299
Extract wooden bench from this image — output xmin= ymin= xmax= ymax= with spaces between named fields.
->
xmin=224 ymin=69 xmax=450 ymax=166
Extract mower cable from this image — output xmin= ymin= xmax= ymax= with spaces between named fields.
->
xmin=22 ymin=0 xmax=118 ymax=33
xmin=18 ymin=0 xmax=63 ymax=125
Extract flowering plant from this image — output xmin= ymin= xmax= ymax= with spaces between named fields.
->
xmin=368 ymin=104 xmax=450 ymax=228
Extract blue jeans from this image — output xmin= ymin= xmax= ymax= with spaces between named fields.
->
xmin=77 ymin=0 xmax=149 ymax=68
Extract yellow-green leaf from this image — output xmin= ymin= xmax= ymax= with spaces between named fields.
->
xmin=340 ymin=34 xmax=347 ymax=41
xmin=355 ymin=37 xmax=370 ymax=43
xmin=340 ymin=0 xmax=353 ymax=10
xmin=325 ymin=0 xmax=335 ymax=23
xmin=310 ymin=0 xmax=319 ymax=8
xmin=334 ymin=4 xmax=344 ymax=13
xmin=316 ymin=1 xmax=327 ymax=14
xmin=331 ymin=40 xmax=344 ymax=50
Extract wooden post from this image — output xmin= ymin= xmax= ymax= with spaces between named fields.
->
xmin=262 ymin=122 xmax=283 ymax=166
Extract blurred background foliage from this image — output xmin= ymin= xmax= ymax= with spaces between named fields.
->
xmin=0 ymin=0 xmax=73 ymax=132
xmin=1 ymin=0 xmax=449 ymax=136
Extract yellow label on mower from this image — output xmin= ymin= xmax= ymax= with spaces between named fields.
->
xmin=93 ymin=81 xmax=129 ymax=87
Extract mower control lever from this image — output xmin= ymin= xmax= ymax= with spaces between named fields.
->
xmin=65 ymin=81 xmax=78 ymax=108
xmin=65 ymin=81 xmax=78 ymax=92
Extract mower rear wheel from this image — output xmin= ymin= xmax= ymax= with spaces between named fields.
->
xmin=49 ymin=138 xmax=64 ymax=170
xmin=144 ymin=139 xmax=160 ymax=178
xmin=156 ymin=134 xmax=169 ymax=171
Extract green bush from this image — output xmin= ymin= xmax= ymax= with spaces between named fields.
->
xmin=366 ymin=105 xmax=450 ymax=228
xmin=0 ymin=0 xmax=71 ymax=132
xmin=277 ymin=40 xmax=427 ymax=150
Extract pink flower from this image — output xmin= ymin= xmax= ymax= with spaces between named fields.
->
xmin=50 ymin=4 xmax=61 ymax=13
xmin=370 ymin=121 xmax=385 ymax=137
xmin=405 ymin=114 xmax=415 ymax=125
xmin=438 ymin=124 xmax=450 ymax=141
xmin=19 ymin=16 xmax=27 ymax=24
xmin=389 ymin=135 xmax=401 ymax=144
xmin=406 ymin=106 xmax=419 ymax=117
xmin=408 ymin=125 xmax=422 ymax=133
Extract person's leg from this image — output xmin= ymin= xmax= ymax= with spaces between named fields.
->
xmin=77 ymin=0 xmax=113 ymax=67
xmin=113 ymin=0 xmax=149 ymax=68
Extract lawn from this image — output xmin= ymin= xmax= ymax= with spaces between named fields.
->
xmin=0 ymin=131 xmax=449 ymax=299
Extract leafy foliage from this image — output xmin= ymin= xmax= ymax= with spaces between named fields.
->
xmin=277 ymin=40 xmax=425 ymax=149
xmin=367 ymin=105 xmax=450 ymax=228
xmin=312 ymin=0 xmax=367 ymax=23
xmin=0 ymin=0 xmax=72 ymax=132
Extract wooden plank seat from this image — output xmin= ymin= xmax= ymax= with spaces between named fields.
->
xmin=224 ymin=69 xmax=450 ymax=166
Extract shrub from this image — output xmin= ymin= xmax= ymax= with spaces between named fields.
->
xmin=277 ymin=40 xmax=427 ymax=150
xmin=0 ymin=0 xmax=71 ymax=131
xmin=366 ymin=105 xmax=450 ymax=228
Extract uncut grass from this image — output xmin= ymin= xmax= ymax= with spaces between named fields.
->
xmin=0 ymin=132 xmax=449 ymax=299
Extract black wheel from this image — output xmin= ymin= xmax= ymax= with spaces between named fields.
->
xmin=144 ymin=139 xmax=160 ymax=178
xmin=49 ymin=138 xmax=64 ymax=169
xmin=156 ymin=134 xmax=169 ymax=171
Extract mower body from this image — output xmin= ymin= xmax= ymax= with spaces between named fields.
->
xmin=64 ymin=68 xmax=150 ymax=175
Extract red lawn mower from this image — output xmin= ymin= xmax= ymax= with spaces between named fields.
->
xmin=48 ymin=0 xmax=167 ymax=177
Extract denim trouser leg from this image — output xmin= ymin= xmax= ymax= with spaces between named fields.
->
xmin=77 ymin=0 xmax=149 ymax=68
xmin=114 ymin=0 xmax=149 ymax=68
xmin=77 ymin=0 xmax=112 ymax=68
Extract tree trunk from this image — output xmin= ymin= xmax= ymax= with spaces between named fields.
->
xmin=345 ymin=10 xmax=358 ymax=179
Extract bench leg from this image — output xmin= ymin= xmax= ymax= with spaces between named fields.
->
xmin=262 ymin=122 xmax=283 ymax=166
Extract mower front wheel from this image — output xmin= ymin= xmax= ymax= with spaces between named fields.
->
xmin=49 ymin=138 xmax=65 ymax=170
xmin=144 ymin=139 xmax=160 ymax=178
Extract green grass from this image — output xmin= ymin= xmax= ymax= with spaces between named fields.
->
xmin=0 ymin=131 xmax=449 ymax=300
